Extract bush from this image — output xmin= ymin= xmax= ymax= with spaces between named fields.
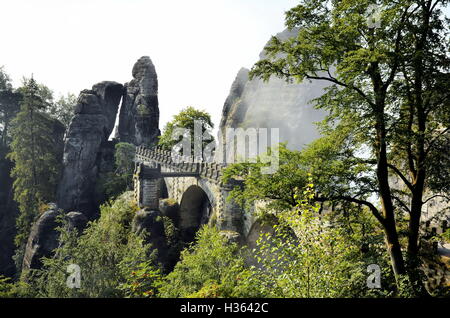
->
xmin=238 ymin=183 xmax=394 ymax=298
xmin=0 ymin=276 xmax=33 ymax=298
xmin=29 ymin=192 xmax=160 ymax=298
xmin=158 ymin=226 xmax=247 ymax=298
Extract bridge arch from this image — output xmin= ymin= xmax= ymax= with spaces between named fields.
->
xmin=159 ymin=178 xmax=168 ymax=199
xmin=134 ymin=146 xmax=245 ymax=236
xmin=179 ymin=185 xmax=212 ymax=243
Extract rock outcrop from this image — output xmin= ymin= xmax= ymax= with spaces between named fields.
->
xmin=132 ymin=208 xmax=168 ymax=266
xmin=218 ymin=29 xmax=328 ymax=152
xmin=22 ymin=205 xmax=87 ymax=272
xmin=57 ymin=81 xmax=124 ymax=219
xmin=22 ymin=205 xmax=60 ymax=272
xmin=116 ymin=56 xmax=160 ymax=146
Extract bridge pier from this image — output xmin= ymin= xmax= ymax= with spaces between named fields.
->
xmin=134 ymin=162 xmax=162 ymax=210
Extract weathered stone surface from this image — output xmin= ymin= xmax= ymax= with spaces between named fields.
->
xmin=22 ymin=207 xmax=88 ymax=272
xmin=219 ymin=68 xmax=249 ymax=135
xmin=66 ymin=211 xmax=88 ymax=234
xmin=57 ymin=81 xmax=124 ymax=219
xmin=218 ymin=29 xmax=328 ymax=152
xmin=159 ymin=199 xmax=180 ymax=225
xmin=116 ymin=56 xmax=160 ymax=146
xmin=132 ymin=209 xmax=168 ymax=265
xmin=22 ymin=204 xmax=60 ymax=272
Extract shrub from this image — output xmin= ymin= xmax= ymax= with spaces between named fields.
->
xmin=29 ymin=192 xmax=160 ymax=298
xmin=158 ymin=226 xmax=246 ymax=298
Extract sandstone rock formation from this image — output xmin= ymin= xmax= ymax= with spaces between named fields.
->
xmin=218 ymin=29 xmax=328 ymax=152
xmin=132 ymin=208 xmax=168 ymax=266
xmin=65 ymin=211 xmax=89 ymax=234
xmin=57 ymin=81 xmax=124 ymax=219
xmin=22 ymin=205 xmax=87 ymax=272
xmin=116 ymin=56 xmax=160 ymax=146
xmin=22 ymin=204 xmax=60 ymax=272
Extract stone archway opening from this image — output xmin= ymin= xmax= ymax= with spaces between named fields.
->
xmin=159 ymin=178 xmax=168 ymax=199
xmin=179 ymin=185 xmax=212 ymax=244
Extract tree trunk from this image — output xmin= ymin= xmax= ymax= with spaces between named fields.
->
xmin=383 ymin=219 xmax=406 ymax=278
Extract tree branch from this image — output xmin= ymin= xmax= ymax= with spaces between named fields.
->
xmin=422 ymin=194 xmax=450 ymax=205
xmin=360 ymin=159 xmax=414 ymax=191
xmin=316 ymin=195 xmax=385 ymax=225
xmin=425 ymin=127 xmax=450 ymax=156
xmin=392 ymin=195 xmax=411 ymax=214
xmin=303 ymin=73 xmax=376 ymax=107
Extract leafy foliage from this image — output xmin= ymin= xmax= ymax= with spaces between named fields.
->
xmin=0 ymin=275 xmax=32 ymax=298
xmin=47 ymin=93 xmax=77 ymax=128
xmin=159 ymin=226 xmax=246 ymax=298
xmin=249 ymin=0 xmax=450 ymax=293
xmin=244 ymin=182 xmax=394 ymax=298
xmin=119 ymin=261 xmax=163 ymax=298
xmin=158 ymin=106 xmax=214 ymax=155
xmin=29 ymin=193 xmax=160 ymax=298
xmin=0 ymin=67 xmax=21 ymax=152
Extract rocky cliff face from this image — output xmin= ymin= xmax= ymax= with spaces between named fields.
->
xmin=22 ymin=205 xmax=87 ymax=272
xmin=0 ymin=157 xmax=18 ymax=277
xmin=57 ymin=57 xmax=161 ymax=219
xmin=116 ymin=56 xmax=160 ymax=146
xmin=57 ymin=81 xmax=124 ymax=219
xmin=219 ymin=29 xmax=328 ymax=152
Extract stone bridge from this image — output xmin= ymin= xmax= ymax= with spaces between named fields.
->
xmin=134 ymin=146 xmax=246 ymax=243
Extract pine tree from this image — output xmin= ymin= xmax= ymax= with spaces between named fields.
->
xmin=7 ymin=77 xmax=62 ymax=262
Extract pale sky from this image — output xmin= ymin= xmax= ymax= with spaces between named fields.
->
xmin=0 ymin=0 xmax=299 ymax=129
xmin=2 ymin=1 xmax=448 ymax=130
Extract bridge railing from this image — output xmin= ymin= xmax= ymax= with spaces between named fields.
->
xmin=135 ymin=145 xmax=225 ymax=183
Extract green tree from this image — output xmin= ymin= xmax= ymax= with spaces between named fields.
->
xmin=47 ymin=93 xmax=76 ymax=129
xmin=115 ymin=142 xmax=136 ymax=177
xmin=0 ymin=67 xmax=21 ymax=152
xmin=245 ymin=182 xmax=393 ymax=298
xmin=97 ymin=142 xmax=136 ymax=200
xmin=7 ymin=78 xmax=62 ymax=256
xmin=223 ymin=143 xmax=309 ymax=212
xmin=158 ymin=106 xmax=214 ymax=157
xmin=250 ymin=0 xmax=450 ymax=294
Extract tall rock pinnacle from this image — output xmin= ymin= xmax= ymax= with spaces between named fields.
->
xmin=116 ymin=56 xmax=160 ymax=146
xmin=57 ymin=81 xmax=124 ymax=218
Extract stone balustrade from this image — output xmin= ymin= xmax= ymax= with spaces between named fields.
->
xmin=135 ymin=145 xmax=225 ymax=184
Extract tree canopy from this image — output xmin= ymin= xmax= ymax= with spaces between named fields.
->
xmin=246 ymin=0 xmax=450 ymax=295
xmin=158 ymin=106 xmax=215 ymax=158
